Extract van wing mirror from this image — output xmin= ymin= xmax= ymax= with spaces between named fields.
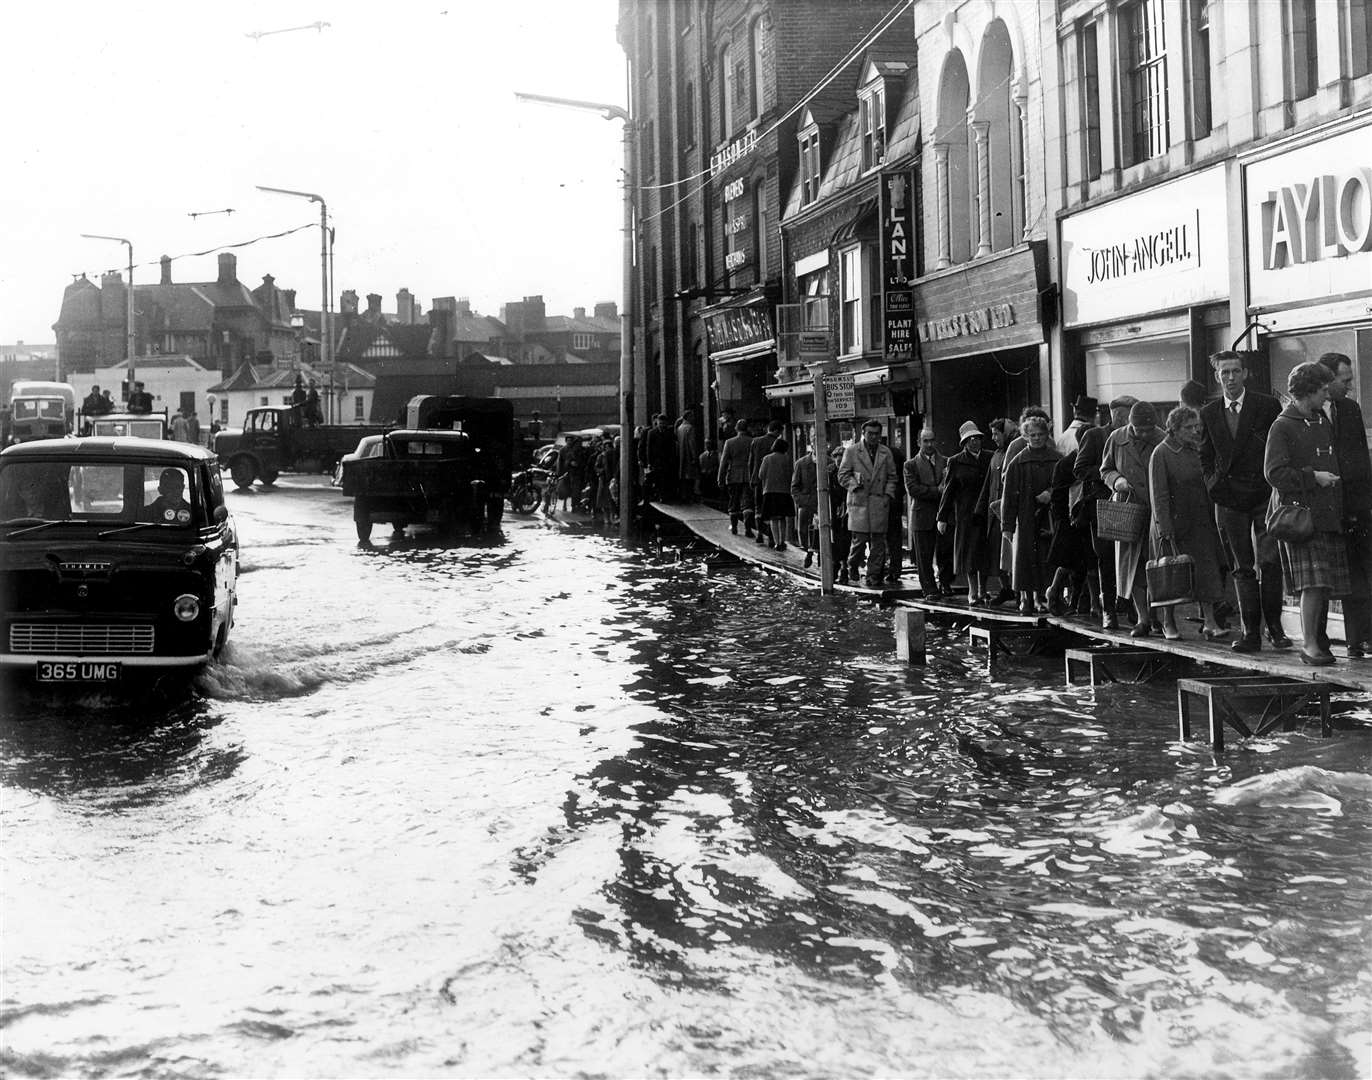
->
xmin=213 ymin=505 xmax=229 ymax=524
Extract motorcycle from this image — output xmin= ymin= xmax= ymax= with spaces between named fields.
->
xmin=507 ymin=465 xmax=550 ymax=514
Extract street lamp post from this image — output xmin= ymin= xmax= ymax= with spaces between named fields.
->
xmin=258 ymin=185 xmax=332 ymax=422
xmin=81 ymin=233 xmax=135 ymax=397
xmin=514 ymin=90 xmax=635 ymax=546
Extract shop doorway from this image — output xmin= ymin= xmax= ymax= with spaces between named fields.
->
xmin=925 ymin=349 xmax=1037 ymax=452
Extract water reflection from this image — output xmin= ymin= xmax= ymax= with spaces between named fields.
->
xmin=544 ymin=559 xmax=1372 ymax=1070
xmin=0 ymin=691 xmax=242 ymax=807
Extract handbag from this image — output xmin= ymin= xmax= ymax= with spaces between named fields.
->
xmin=1095 ymin=492 xmax=1148 ymax=542
xmin=1265 ymin=479 xmax=1315 ymax=544
xmin=1146 ymin=539 xmax=1195 ymax=607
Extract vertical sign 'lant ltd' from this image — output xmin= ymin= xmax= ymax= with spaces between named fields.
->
xmin=880 ymin=169 xmax=917 ymax=361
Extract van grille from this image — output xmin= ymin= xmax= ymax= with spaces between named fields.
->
xmin=9 ymin=624 xmax=155 ymax=655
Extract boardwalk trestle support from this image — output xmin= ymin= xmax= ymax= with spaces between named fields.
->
xmin=1065 ymin=645 xmax=1184 ymax=687
xmin=1176 ymin=674 xmax=1333 ymax=751
xmin=969 ymin=624 xmax=1061 ymax=667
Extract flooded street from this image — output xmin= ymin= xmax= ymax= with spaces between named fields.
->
xmin=3 ymin=478 xmax=1370 ymax=1079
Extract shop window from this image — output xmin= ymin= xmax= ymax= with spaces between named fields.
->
xmin=1286 ymin=0 xmax=1319 ymax=99
xmin=720 ymin=44 xmax=735 ymax=139
xmin=1352 ymin=0 xmax=1372 ymax=77
xmin=1188 ymin=0 xmax=1212 ymax=138
xmin=751 ymin=18 xmax=765 ymax=119
xmin=839 ymin=246 xmax=874 ymax=356
xmin=860 ymin=81 xmax=886 ymax=171
xmin=1120 ymin=0 xmax=1170 ymax=164
xmin=799 ymin=127 xmax=821 ymax=206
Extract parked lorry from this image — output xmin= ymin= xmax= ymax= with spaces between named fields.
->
xmin=340 ymin=395 xmax=514 ymax=541
xmin=213 ymin=404 xmax=389 ymax=489
xmin=6 ymin=381 xmax=77 ymax=445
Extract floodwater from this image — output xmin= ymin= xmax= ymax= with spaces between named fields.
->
xmin=3 ymin=478 xmax=1370 ymax=1079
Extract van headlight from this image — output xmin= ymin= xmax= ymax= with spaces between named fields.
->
xmin=173 ymin=594 xmax=201 ymax=622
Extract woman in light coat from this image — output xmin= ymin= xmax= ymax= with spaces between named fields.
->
xmin=1149 ymin=405 xmax=1228 ymax=641
xmin=1100 ymin=400 xmax=1165 ymax=636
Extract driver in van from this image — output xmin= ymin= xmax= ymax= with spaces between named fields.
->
xmin=146 ymin=468 xmax=190 ymax=523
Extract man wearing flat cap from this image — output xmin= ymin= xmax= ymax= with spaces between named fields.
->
xmin=1056 ymin=394 xmax=1096 ymax=455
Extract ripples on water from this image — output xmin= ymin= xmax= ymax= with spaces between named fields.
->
xmin=2 ymin=502 xmax=1370 ymax=1078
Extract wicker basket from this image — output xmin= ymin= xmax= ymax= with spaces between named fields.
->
xmin=1095 ymin=495 xmax=1149 ymax=542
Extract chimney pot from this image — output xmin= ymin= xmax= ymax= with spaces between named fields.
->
xmin=217 ymin=252 xmax=237 ymax=284
xmin=160 ymin=255 xmax=172 ymax=285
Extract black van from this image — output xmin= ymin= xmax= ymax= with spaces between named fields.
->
xmin=0 ymin=438 xmax=239 ymax=684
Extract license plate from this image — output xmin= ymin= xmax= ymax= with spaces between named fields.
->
xmin=35 ymin=661 xmax=122 ymax=682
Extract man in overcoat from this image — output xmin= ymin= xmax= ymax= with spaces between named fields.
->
xmin=717 ymin=419 xmax=754 ymax=535
xmin=1199 ymin=350 xmax=1287 ymax=652
xmin=905 ymin=429 xmax=950 ymax=599
xmin=1319 ymin=352 xmax=1372 ymax=657
xmin=839 ymin=418 xmax=898 ymax=588
xmin=748 ymin=420 xmax=784 ymax=546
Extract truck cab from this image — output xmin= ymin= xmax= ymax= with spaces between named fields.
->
xmin=7 ymin=381 xmax=76 ymax=445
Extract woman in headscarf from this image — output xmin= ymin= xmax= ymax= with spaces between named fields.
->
xmin=1100 ymin=400 xmax=1165 ymax=636
xmin=938 ymin=421 xmax=994 ymax=605
xmin=1150 ymin=405 xmax=1228 ymax=640
xmin=1264 ymin=362 xmax=1348 ymax=666
xmin=1000 ymin=415 xmax=1063 ymax=614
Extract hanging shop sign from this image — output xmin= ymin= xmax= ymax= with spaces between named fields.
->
xmin=880 ymin=168 xmax=918 ymax=361
xmin=798 ymin=331 xmax=830 ymax=360
xmin=823 ymin=373 xmax=855 ymax=418
xmin=705 ymin=305 xmax=773 ymax=354
xmin=1244 ymin=122 xmax=1372 ymax=310
xmin=910 ymin=241 xmax=1047 ymax=362
xmin=1060 ymin=164 xmax=1228 ymax=327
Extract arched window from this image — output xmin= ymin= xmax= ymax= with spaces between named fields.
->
xmin=720 ymin=45 xmax=735 ymax=139
xmin=975 ymin=20 xmax=1016 ymax=253
xmin=750 ymin=19 xmax=766 ymax=118
xmin=936 ymin=52 xmax=972 ymax=266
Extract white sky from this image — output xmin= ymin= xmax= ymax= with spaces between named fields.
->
xmin=1 ymin=0 xmax=627 ymax=344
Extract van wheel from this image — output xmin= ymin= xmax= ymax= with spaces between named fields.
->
xmin=485 ymin=496 xmax=504 ymax=530
xmin=354 ymin=497 xmax=373 ymax=542
xmin=230 ymin=458 xmax=256 ymax=489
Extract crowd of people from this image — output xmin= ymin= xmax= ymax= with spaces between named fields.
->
xmin=669 ymin=350 xmax=1370 ymax=667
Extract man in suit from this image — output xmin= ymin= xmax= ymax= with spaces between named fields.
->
xmin=717 ymin=419 xmax=754 ymax=536
xmin=1319 ymin=352 xmax=1372 ymax=657
xmin=1199 ymin=350 xmax=1287 ymax=653
xmin=905 ymin=428 xmax=951 ymax=599
xmin=839 ymin=418 xmax=898 ymax=588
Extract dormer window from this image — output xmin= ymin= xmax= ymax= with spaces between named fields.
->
xmin=799 ymin=125 xmax=821 ymax=206
xmin=860 ymin=81 xmax=887 ymax=170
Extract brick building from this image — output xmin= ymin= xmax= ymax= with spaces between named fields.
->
xmin=619 ymin=0 xmax=898 ymax=438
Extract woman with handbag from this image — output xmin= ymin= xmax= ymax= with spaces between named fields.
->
xmin=1000 ymin=416 xmax=1063 ymax=614
xmin=1149 ymin=405 xmax=1228 ymax=640
xmin=1264 ymin=362 xmax=1348 ymax=666
xmin=1100 ymin=400 xmax=1165 ymax=636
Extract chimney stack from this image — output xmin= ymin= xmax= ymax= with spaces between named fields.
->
xmin=217 ymin=252 xmax=237 ymax=285
xmin=397 ymin=287 xmax=415 ymax=324
xmin=284 ymin=288 xmax=297 ymax=311
xmin=340 ymin=289 xmax=359 ymax=316
xmin=593 ymin=301 xmax=618 ymax=320
xmin=574 ymin=306 xmax=586 ymax=320
xmin=366 ymin=293 xmax=382 ymax=318
xmin=456 ymin=297 xmax=472 ymax=316
xmin=160 ymin=255 xmax=172 ymax=285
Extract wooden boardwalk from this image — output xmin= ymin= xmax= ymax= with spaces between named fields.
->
xmin=649 ymin=500 xmax=1372 ymax=698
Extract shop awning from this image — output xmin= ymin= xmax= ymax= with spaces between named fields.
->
xmin=830 ymin=198 xmax=878 ymax=246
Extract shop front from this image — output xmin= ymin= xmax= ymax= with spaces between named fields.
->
xmin=1060 ymin=164 xmax=1233 ymax=413
xmin=1241 ymin=116 xmax=1372 ymax=432
xmin=704 ymin=293 xmax=777 ymax=428
xmin=911 ymin=240 xmax=1048 ymax=449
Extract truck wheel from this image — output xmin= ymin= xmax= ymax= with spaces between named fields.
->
xmin=260 ymin=469 xmax=279 ymax=486
xmin=510 ymin=484 xmax=539 ymax=514
xmin=485 ymin=495 xmax=504 ymax=530
xmin=230 ymin=457 xmax=256 ymax=490
xmin=354 ymin=497 xmax=373 ymax=542
xmin=468 ymin=504 xmax=485 ymax=535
